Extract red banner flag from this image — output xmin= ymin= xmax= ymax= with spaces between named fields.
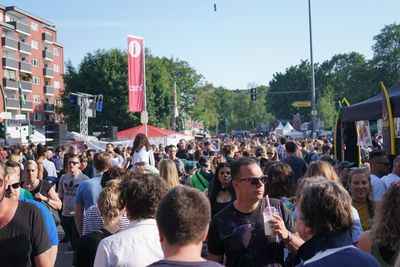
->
xmin=127 ymin=35 xmax=145 ymax=112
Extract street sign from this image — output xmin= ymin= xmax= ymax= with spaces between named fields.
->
xmin=140 ymin=111 xmax=148 ymax=124
xmin=15 ymin=114 xmax=26 ymax=120
xmin=291 ymin=101 xmax=311 ymax=108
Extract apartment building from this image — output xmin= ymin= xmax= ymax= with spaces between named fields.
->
xmin=0 ymin=5 xmax=63 ymax=127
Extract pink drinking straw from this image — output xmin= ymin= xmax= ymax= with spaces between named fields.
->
xmin=265 ymin=194 xmax=272 ymax=214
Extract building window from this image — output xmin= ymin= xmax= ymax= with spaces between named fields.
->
xmin=31 ymin=40 xmax=39 ymax=49
xmin=54 ymin=81 xmax=61 ymax=89
xmin=33 ymin=95 xmax=41 ymax=103
xmin=55 ymin=98 xmax=62 ymax=106
xmin=54 ymin=64 xmax=60 ymax=73
xmin=31 ymin=58 xmax=39 ymax=67
xmin=0 ymin=14 xmax=3 ymax=22
xmin=4 ymin=69 xmax=17 ymax=80
xmin=32 ymin=76 xmax=40 ymax=85
xmin=31 ymin=22 xmax=39 ymax=31
xmin=53 ymin=47 xmax=59 ymax=56
xmin=33 ymin=113 xmax=41 ymax=121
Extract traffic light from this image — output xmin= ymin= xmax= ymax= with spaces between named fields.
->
xmin=251 ymin=88 xmax=257 ymax=101
xmin=0 ymin=122 xmax=5 ymax=138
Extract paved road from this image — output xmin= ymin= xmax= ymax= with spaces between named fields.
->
xmin=55 ymin=227 xmax=73 ymax=267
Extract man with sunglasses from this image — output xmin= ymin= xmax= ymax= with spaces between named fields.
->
xmin=368 ymin=150 xmax=389 ymax=201
xmin=5 ymin=166 xmax=58 ymax=266
xmin=208 ymin=158 xmax=299 ymax=267
xmin=59 ymin=155 xmax=89 ymax=254
xmin=0 ymin=162 xmax=51 ymax=267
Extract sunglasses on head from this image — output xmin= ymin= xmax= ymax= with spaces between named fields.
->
xmin=238 ymin=175 xmax=268 ymax=185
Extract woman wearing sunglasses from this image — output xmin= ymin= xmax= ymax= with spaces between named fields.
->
xmin=22 ymin=160 xmax=62 ymax=211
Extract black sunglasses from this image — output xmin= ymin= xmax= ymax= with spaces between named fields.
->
xmin=69 ymin=161 xmax=80 ymax=165
xmin=10 ymin=183 xmax=20 ymax=189
xmin=238 ymin=175 xmax=268 ymax=185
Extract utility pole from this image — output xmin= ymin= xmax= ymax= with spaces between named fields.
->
xmin=308 ymin=0 xmax=317 ymax=138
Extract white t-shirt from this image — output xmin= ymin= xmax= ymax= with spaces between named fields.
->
xmin=94 ymin=219 xmax=163 ymax=267
xmin=132 ymin=148 xmax=155 ymax=167
xmin=381 ymin=173 xmax=400 ymax=190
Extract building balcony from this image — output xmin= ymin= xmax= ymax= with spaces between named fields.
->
xmin=1 ymin=36 xmax=18 ymax=51
xmin=5 ymin=98 xmax=20 ymax=109
xmin=8 ymin=21 xmax=31 ymax=36
xmin=42 ymin=32 xmax=53 ymax=43
xmin=44 ymin=103 xmax=55 ymax=112
xmin=2 ymin=57 xmax=18 ymax=70
xmin=43 ymin=67 xmax=53 ymax=78
xmin=19 ymin=61 xmax=32 ymax=74
xmin=21 ymin=100 xmax=33 ymax=111
xmin=44 ymin=85 xmax=54 ymax=95
xmin=42 ymin=49 xmax=53 ymax=62
xmin=3 ymin=78 xmax=18 ymax=90
xmin=19 ymin=41 xmax=31 ymax=55
xmin=21 ymin=80 xmax=32 ymax=91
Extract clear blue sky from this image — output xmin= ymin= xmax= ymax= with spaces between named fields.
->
xmin=4 ymin=0 xmax=399 ymax=89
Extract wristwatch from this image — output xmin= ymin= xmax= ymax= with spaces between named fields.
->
xmin=283 ymin=231 xmax=294 ymax=243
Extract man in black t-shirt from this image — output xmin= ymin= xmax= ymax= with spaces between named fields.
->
xmin=0 ymin=163 xmax=51 ymax=267
xmin=208 ymin=158 xmax=302 ymax=267
xmin=149 ymin=186 xmax=223 ymax=267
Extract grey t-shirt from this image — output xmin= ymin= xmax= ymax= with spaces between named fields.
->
xmin=59 ymin=172 xmax=89 ymax=216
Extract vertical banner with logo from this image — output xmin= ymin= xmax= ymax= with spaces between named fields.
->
xmin=127 ymin=35 xmax=145 ymax=112
xmin=380 ymin=82 xmax=395 ymax=155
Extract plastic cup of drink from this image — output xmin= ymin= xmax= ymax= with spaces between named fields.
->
xmin=263 ymin=206 xmax=279 ymax=236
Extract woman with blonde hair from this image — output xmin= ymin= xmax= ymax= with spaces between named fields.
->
xmin=158 ymin=159 xmax=180 ymax=189
xmin=358 ymin=182 xmax=400 ymax=266
xmin=76 ymin=179 xmax=125 ymax=267
xmin=22 ymin=160 xmax=62 ymax=211
xmin=266 ymin=146 xmax=279 ymax=162
xmin=304 ymin=160 xmax=340 ymax=183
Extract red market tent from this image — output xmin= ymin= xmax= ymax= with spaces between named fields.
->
xmin=117 ymin=124 xmax=184 ymax=139
xmin=117 ymin=124 xmax=192 ymax=146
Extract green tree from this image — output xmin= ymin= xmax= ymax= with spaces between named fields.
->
xmin=192 ymin=83 xmax=219 ymax=129
xmin=372 ymin=23 xmax=400 ymax=86
xmin=317 ymin=86 xmax=336 ymax=129
xmin=62 ymin=49 xmax=204 ymax=132
xmin=266 ymin=61 xmax=312 ymax=121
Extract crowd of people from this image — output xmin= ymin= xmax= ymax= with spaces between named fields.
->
xmin=0 ymin=133 xmax=399 ymax=267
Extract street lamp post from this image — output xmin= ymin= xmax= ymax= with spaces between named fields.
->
xmin=308 ymin=0 xmax=317 ymax=138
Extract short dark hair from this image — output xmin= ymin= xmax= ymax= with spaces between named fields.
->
xmin=122 ymin=172 xmax=168 ymax=220
xmin=280 ymin=136 xmax=287 ymax=145
xmin=231 ymin=157 xmax=258 ymax=179
xmin=299 ymin=177 xmax=353 ymax=236
xmin=369 ymin=149 xmax=387 ymax=161
xmin=285 ymin=141 xmax=296 ymax=153
xmin=157 ymin=186 xmax=211 ymax=245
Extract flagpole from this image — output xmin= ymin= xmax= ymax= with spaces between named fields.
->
xmin=143 ymin=39 xmax=148 ymax=136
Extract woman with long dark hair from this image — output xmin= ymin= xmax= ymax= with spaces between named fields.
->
xmin=131 ymin=133 xmax=155 ymax=167
xmin=208 ymin=162 xmax=236 ymax=217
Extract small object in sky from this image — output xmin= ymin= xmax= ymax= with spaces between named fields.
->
xmin=214 ymin=3 xmax=217 ymax=11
